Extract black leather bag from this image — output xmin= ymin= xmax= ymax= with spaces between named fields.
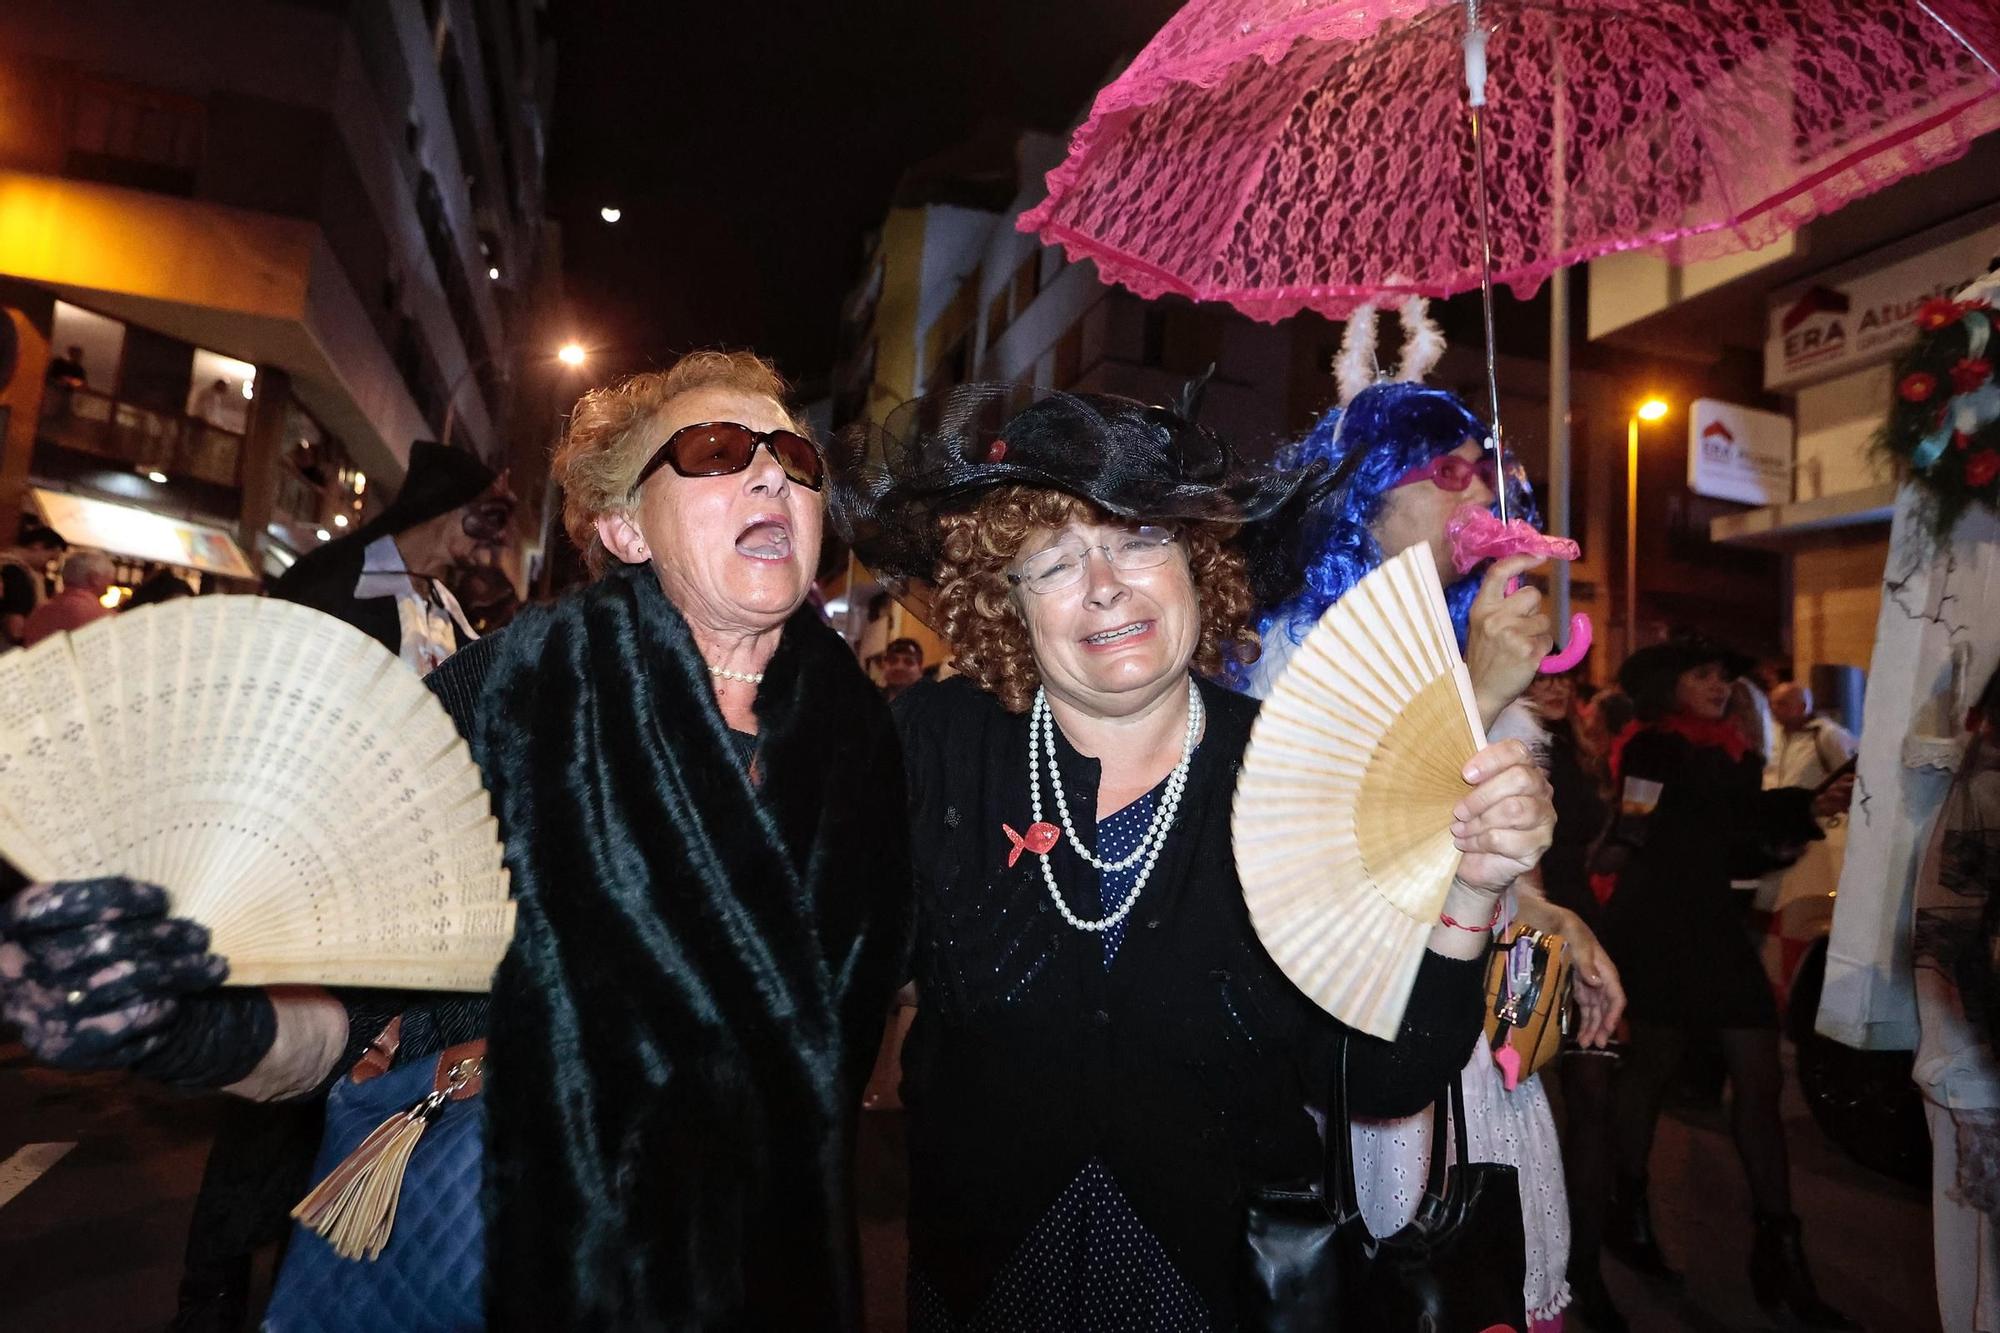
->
xmin=1241 ymin=1039 xmax=1529 ymax=1333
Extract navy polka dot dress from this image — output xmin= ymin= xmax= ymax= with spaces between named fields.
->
xmin=910 ymin=791 xmax=1212 ymax=1333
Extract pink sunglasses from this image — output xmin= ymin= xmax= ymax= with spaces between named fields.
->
xmin=1391 ymin=453 xmax=1499 ymax=493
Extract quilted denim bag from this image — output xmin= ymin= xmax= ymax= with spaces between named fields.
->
xmin=263 ymin=1019 xmax=486 ymax=1333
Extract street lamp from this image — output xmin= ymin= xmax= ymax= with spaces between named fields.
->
xmin=1625 ymin=396 xmax=1671 ymax=663
xmin=599 ymin=206 xmax=621 ymax=224
xmin=442 ymin=343 xmax=590 ymax=448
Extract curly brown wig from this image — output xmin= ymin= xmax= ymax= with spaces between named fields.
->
xmin=933 ymin=486 xmax=1260 ymax=713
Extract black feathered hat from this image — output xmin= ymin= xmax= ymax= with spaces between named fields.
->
xmin=830 ymin=383 xmax=1321 ymax=601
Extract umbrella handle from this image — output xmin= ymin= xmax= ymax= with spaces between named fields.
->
xmin=1462 ymin=9 xmax=1490 ymax=107
xmin=1504 ymin=575 xmax=1594 ymax=674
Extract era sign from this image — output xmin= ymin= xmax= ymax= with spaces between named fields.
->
xmin=1688 ymin=399 xmax=1793 ymax=506
xmin=1766 ymin=219 xmax=2000 ymax=391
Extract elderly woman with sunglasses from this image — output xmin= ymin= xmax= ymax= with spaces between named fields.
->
xmin=0 ymin=350 xmax=911 ymax=1330
xmin=832 ymin=385 xmax=1555 ymax=1331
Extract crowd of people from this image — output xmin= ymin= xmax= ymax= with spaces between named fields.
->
xmin=0 ymin=340 xmax=1883 ymax=1333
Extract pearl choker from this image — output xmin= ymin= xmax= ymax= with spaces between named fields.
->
xmin=708 ymin=665 xmax=764 ymax=684
xmin=1027 ymin=679 xmax=1201 ymax=933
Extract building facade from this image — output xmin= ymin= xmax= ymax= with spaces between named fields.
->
xmin=0 ymin=0 xmax=560 ymax=586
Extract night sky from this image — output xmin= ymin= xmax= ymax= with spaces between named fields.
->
xmin=542 ymin=2 xmax=1183 ymax=386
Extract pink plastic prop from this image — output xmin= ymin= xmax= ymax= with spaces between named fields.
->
xmin=1447 ymin=507 xmax=1579 ymax=576
xmin=1493 ymin=1041 xmax=1524 ymax=1092
xmin=1019 ymin=0 xmax=2000 ymax=322
xmin=1448 ymin=506 xmax=1592 ymax=674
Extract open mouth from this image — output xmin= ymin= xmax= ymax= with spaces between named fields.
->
xmin=735 ymin=515 xmax=793 ymax=562
xmin=1083 ymin=621 xmax=1153 ymax=647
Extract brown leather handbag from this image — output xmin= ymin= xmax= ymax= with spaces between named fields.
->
xmin=1484 ymin=924 xmax=1574 ymax=1088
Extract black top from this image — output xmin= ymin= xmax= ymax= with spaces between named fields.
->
xmin=1598 ymin=727 xmax=1819 ymax=1029
xmin=893 ymin=675 xmax=1485 ymax=1325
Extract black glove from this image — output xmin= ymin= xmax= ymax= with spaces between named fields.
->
xmin=0 ymin=877 xmax=273 ymax=1085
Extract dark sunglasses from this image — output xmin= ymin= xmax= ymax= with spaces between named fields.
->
xmin=634 ymin=421 xmax=824 ymax=491
xmin=1391 ymin=452 xmax=1499 ymax=493
xmin=460 ymin=497 xmax=515 ymax=544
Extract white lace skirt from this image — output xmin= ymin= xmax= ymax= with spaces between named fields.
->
xmin=1350 ymin=1035 xmax=1572 ymax=1321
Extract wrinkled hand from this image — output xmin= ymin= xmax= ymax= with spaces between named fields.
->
xmin=1450 ymin=739 xmax=1556 ymax=896
xmin=1813 ymin=773 xmax=1854 ymax=820
xmin=0 ymin=878 xmax=226 ymax=1071
xmin=1466 ymin=555 xmax=1556 ymax=727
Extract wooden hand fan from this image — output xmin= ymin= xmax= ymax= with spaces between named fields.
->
xmin=0 ymin=596 xmax=513 ymax=991
xmin=1233 ymin=543 xmax=1488 ymax=1040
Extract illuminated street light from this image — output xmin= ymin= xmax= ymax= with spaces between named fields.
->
xmin=488 ymin=266 xmax=501 ymax=281
xmin=1625 ymin=396 xmax=1673 ymax=661
xmin=600 ymin=206 xmax=621 ymax=223
xmin=146 ymin=470 xmax=168 ymax=484
xmin=333 ymin=514 xmax=349 ymax=528
xmin=558 ymin=342 xmax=587 ymax=368
xmin=316 ymin=528 xmax=331 ymax=542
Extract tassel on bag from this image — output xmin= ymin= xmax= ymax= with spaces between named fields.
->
xmin=292 ymin=1091 xmax=446 ymax=1260
xmin=292 ymin=1049 xmax=483 ymax=1261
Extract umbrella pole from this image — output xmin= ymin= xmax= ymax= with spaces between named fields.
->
xmin=1464 ymin=3 xmax=1509 ymax=525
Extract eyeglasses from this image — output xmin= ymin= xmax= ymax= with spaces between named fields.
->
xmin=1391 ymin=453 xmax=1498 ymax=493
xmin=1007 ymin=526 xmax=1178 ymax=595
xmin=635 ymin=421 xmax=824 ymax=492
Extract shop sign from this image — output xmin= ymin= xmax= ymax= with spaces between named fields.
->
xmin=1766 ymin=221 xmax=2000 ymax=391
xmin=33 ymin=488 xmax=254 ymax=579
xmin=1688 ymin=398 xmax=1793 ymax=505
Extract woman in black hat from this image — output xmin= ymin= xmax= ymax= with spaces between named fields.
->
xmin=1595 ymin=637 xmax=1854 ymax=1327
xmin=835 ymin=386 xmax=1558 ymax=1330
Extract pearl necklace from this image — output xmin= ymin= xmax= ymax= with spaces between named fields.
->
xmin=708 ymin=665 xmax=764 ymax=684
xmin=1027 ymin=679 xmax=1202 ymax=933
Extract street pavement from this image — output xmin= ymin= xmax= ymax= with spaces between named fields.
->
xmin=0 ymin=1041 xmax=1938 ymax=1332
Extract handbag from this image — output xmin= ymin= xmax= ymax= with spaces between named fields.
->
xmin=262 ymin=1017 xmax=487 ymax=1333
xmin=1241 ymin=1040 xmax=1529 ymax=1333
xmin=1484 ymin=924 xmax=1575 ymax=1089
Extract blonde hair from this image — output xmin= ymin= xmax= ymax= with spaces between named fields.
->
xmin=554 ymin=349 xmax=796 ymax=575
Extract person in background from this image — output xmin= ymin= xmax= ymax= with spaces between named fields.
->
xmin=879 ymin=636 xmax=925 ymax=700
xmin=272 ymin=441 xmax=510 ymax=676
xmin=1597 ymin=640 xmax=1855 ymax=1328
xmin=21 ymin=549 xmax=115 ymax=647
xmin=1768 ymin=683 xmax=1858 ymax=793
xmin=443 ymin=561 xmax=523 ymax=636
xmin=44 ymin=344 xmax=86 ymax=388
xmin=123 ymin=570 xmax=195 ymax=611
xmin=0 ymin=519 xmax=61 ymax=648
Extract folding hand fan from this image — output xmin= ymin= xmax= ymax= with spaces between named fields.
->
xmin=1233 ymin=543 xmax=1489 ymax=1040
xmin=0 ymin=596 xmax=513 ymax=991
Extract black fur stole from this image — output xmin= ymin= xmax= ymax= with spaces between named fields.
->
xmin=467 ymin=561 xmax=911 ymax=1330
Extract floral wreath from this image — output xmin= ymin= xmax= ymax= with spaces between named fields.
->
xmin=1876 ymin=285 xmax=2000 ymax=540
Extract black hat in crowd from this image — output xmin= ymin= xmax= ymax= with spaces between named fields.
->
xmin=830 ymin=382 xmax=1320 ymax=600
xmin=366 ymin=440 xmax=499 ymax=538
xmin=1619 ymin=633 xmax=1754 ymax=722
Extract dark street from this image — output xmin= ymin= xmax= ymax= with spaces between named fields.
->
xmin=1 ymin=1041 xmax=1935 ymax=1333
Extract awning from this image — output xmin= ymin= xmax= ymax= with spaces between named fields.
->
xmin=32 ymin=487 xmax=255 ymax=580
xmin=1707 ymin=482 xmax=1898 ymax=549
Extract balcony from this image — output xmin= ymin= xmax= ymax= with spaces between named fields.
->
xmin=39 ymin=386 xmax=243 ymax=489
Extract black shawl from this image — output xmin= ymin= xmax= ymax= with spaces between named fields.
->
xmin=457 ymin=560 xmax=912 ymax=1329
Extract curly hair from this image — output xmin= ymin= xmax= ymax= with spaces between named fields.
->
xmin=933 ymin=486 xmax=1260 ymax=714
xmin=554 ymin=349 xmax=798 ymax=575
xmin=1258 ymin=381 xmax=1539 ymax=658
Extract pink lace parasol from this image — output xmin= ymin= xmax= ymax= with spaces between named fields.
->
xmin=1019 ymin=0 xmax=2000 ymax=323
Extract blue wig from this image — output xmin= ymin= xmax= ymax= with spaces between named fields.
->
xmin=1257 ymin=381 xmax=1538 ymax=666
